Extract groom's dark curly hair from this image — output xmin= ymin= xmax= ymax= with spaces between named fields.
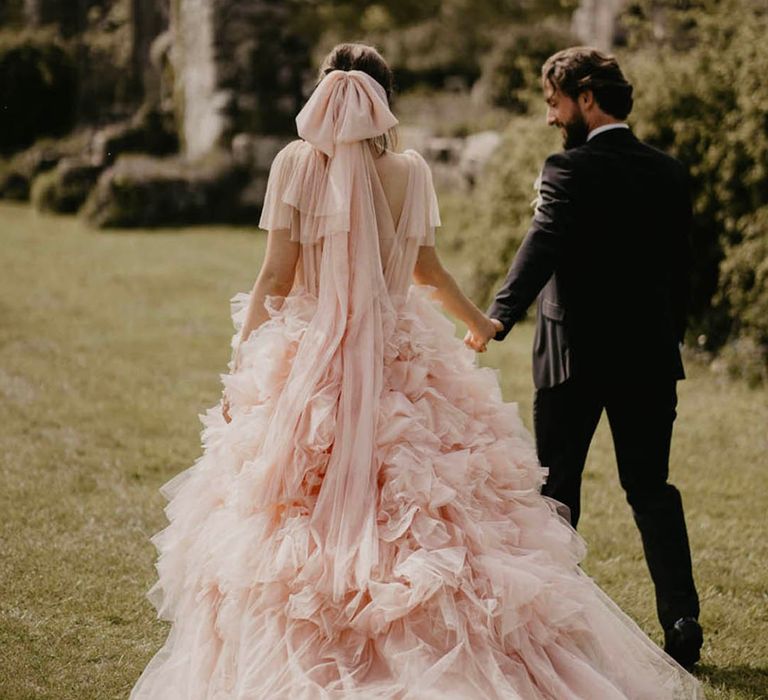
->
xmin=542 ymin=47 xmax=634 ymax=120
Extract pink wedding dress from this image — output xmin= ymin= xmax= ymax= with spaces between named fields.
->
xmin=130 ymin=70 xmax=703 ymax=699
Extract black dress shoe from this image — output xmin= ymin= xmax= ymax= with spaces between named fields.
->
xmin=664 ymin=617 xmax=703 ymax=670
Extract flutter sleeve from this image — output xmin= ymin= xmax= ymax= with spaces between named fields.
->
xmin=401 ymin=150 xmax=441 ymax=246
xmin=258 ymin=140 xmax=321 ymax=240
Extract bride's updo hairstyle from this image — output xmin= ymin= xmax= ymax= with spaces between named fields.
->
xmin=318 ymin=42 xmax=398 ymax=156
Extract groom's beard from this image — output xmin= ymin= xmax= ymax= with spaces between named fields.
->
xmin=560 ymin=115 xmax=589 ymax=150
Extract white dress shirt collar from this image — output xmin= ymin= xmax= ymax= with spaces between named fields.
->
xmin=587 ymin=122 xmax=630 ymax=142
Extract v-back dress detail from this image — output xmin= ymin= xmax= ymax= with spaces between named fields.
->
xmin=130 ymin=70 xmax=703 ymax=700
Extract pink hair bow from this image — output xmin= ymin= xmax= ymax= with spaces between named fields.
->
xmin=296 ymin=69 xmax=398 ymax=157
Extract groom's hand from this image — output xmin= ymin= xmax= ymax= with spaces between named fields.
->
xmin=464 ymin=317 xmax=504 ymax=352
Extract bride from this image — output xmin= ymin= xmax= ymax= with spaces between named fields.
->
xmin=130 ymin=43 xmax=703 ymax=699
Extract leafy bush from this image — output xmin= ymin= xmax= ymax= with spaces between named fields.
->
xmin=0 ymin=31 xmax=78 ymax=155
xmin=451 ymin=0 xmax=768 ymax=380
xmin=0 ymin=0 xmax=24 ymax=26
xmin=624 ymin=0 xmax=768 ymax=368
xmin=313 ymin=0 xmax=575 ymax=91
xmin=91 ymin=105 xmax=178 ymax=165
xmin=477 ymin=23 xmax=575 ymax=112
xmin=0 ymin=130 xmax=93 ymax=200
xmin=31 ymin=158 xmax=103 ymax=214
xmin=718 ymin=207 xmax=768 ymax=349
xmin=82 ymin=151 xmax=250 ymax=228
xmin=439 ymin=110 xmax=558 ymax=306
xmin=75 ymin=1 xmax=139 ymax=122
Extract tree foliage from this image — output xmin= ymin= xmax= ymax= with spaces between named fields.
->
xmin=624 ymin=0 xmax=768 ymax=376
xmin=477 ymin=23 xmax=575 ymax=112
xmin=308 ymin=0 xmax=576 ymax=91
xmin=439 ymin=111 xmax=559 ymax=306
xmin=0 ymin=31 xmax=77 ymax=155
xmin=457 ymin=0 xmax=768 ymax=380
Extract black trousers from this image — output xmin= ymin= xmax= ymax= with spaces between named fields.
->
xmin=534 ymin=376 xmax=700 ymax=629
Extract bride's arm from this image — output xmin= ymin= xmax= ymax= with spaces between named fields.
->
xmin=223 ymin=229 xmax=298 ymax=423
xmin=413 ymin=246 xmax=501 ymax=351
xmin=233 ymin=228 xmax=300 ymax=369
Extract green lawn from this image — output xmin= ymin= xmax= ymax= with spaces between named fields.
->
xmin=1 ymin=202 xmax=766 ymax=699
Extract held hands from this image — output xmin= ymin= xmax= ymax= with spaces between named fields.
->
xmin=464 ymin=316 xmax=504 ymax=353
xmin=222 ymin=318 xmax=501 ymax=420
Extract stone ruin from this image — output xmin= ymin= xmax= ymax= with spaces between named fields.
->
xmin=1 ymin=0 xmax=626 ymax=225
xmin=0 ymin=0 xmax=313 ymax=226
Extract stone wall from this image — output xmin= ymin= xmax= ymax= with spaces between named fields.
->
xmin=9 ymin=0 xmax=310 ymax=158
xmin=2 ymin=0 xmax=314 ymax=223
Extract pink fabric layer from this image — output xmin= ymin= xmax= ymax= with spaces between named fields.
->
xmin=130 ymin=70 xmax=703 ymax=699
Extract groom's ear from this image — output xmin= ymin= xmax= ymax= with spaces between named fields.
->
xmin=579 ymin=89 xmax=595 ymax=111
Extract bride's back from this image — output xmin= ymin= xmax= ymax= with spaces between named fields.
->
xmin=373 ymin=150 xmax=410 ymax=228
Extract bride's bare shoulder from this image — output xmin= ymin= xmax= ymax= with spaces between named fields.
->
xmin=386 ymin=148 xmax=428 ymax=163
xmin=376 ymin=148 xmax=430 ymax=177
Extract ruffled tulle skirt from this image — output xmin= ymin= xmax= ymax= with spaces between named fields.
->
xmin=130 ymin=286 xmax=702 ymax=700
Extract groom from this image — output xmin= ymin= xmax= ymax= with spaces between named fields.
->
xmin=475 ymin=47 xmax=703 ymax=668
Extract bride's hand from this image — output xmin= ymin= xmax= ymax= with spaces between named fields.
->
xmin=464 ymin=316 xmax=503 ymax=352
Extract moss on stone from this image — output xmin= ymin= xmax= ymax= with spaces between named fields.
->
xmin=31 ymin=157 xmax=103 ymax=214
xmin=0 ymin=130 xmax=93 ymax=201
xmin=82 ymin=150 xmax=250 ymax=228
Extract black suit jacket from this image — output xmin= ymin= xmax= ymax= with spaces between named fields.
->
xmin=488 ymin=127 xmax=691 ymax=389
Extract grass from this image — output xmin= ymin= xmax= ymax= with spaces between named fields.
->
xmin=1 ymin=202 xmax=766 ymax=699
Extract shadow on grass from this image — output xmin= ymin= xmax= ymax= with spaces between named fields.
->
xmin=696 ymin=664 xmax=768 ymax=697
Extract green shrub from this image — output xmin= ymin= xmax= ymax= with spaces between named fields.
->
xmin=0 ymin=31 xmax=78 ymax=155
xmin=314 ymin=0 xmax=574 ymax=91
xmin=451 ymin=0 xmax=768 ymax=380
xmin=31 ymin=158 xmax=103 ymax=214
xmin=624 ymin=0 xmax=768 ymax=370
xmin=718 ymin=207 xmax=768 ymax=348
xmin=0 ymin=130 xmax=93 ymax=200
xmin=0 ymin=0 xmax=24 ymax=26
xmin=716 ymin=336 xmax=768 ymax=389
xmin=29 ymin=169 xmax=59 ymax=211
xmin=82 ymin=151 xmax=250 ymax=228
xmin=75 ymin=27 xmax=137 ymax=123
xmin=92 ymin=106 xmax=178 ymax=165
xmin=439 ymin=110 xmax=558 ymax=306
xmin=477 ymin=23 xmax=575 ymax=112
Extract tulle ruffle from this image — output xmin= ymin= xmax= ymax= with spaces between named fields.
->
xmin=131 ymin=287 xmax=703 ymax=700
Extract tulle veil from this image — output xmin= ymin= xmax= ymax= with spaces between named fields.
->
xmin=233 ymin=70 xmax=413 ymax=600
